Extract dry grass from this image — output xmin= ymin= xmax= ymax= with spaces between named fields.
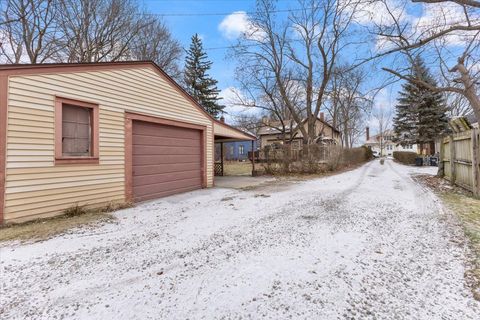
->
xmin=440 ymin=192 xmax=480 ymax=300
xmin=0 ymin=202 xmax=132 ymax=243
xmin=415 ymin=174 xmax=480 ymax=300
xmin=224 ymin=161 xmax=263 ymax=176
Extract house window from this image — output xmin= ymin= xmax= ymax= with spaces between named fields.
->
xmin=239 ymin=145 xmax=245 ymax=155
xmin=55 ymin=97 xmax=99 ymax=164
xmin=291 ymin=140 xmax=301 ymax=150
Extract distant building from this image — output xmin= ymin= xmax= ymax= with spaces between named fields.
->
xmin=364 ymin=128 xmax=418 ymax=157
xmin=222 ymin=140 xmax=258 ymax=161
xmin=257 ymin=113 xmax=341 ymax=149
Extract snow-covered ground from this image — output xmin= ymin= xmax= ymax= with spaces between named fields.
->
xmin=1 ymin=160 xmax=479 ymax=319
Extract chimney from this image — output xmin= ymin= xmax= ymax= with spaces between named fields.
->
xmin=220 ymin=115 xmax=225 ymax=123
xmin=320 ymin=112 xmax=324 ymax=122
xmin=366 ymin=127 xmax=370 ymax=141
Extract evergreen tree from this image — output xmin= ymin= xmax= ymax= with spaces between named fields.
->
xmin=393 ymin=56 xmax=448 ymax=153
xmin=184 ymin=34 xmax=224 ymax=118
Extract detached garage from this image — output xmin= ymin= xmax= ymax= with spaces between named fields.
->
xmin=0 ymin=61 xmax=254 ymax=223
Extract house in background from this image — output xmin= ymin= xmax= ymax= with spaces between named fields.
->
xmin=258 ymin=113 xmax=341 ymax=149
xmin=222 ymin=140 xmax=258 ymax=161
xmin=0 ymin=61 xmax=255 ymax=224
xmin=364 ymin=128 xmax=417 ymax=157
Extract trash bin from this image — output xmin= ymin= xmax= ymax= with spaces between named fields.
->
xmin=415 ymin=157 xmax=423 ymax=166
xmin=429 ymin=157 xmax=438 ymax=167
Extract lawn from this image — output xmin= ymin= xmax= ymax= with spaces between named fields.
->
xmin=223 ymin=161 xmax=263 ymax=176
xmin=0 ymin=212 xmax=115 ymax=243
xmin=440 ymin=191 xmax=480 ymax=300
xmin=0 ymin=202 xmax=132 ymax=243
xmin=416 ymin=174 xmax=480 ymax=300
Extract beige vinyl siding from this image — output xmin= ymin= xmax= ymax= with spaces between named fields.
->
xmin=5 ymin=66 xmax=213 ymax=222
xmin=214 ymin=122 xmax=253 ymax=141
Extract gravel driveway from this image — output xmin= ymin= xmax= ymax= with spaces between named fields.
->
xmin=1 ymin=159 xmax=479 ymax=319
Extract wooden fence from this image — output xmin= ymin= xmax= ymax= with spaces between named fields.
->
xmin=440 ymin=128 xmax=480 ymax=196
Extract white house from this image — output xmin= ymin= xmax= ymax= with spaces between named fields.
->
xmin=364 ymin=128 xmax=417 ymax=157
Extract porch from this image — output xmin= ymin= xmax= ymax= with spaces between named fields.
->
xmin=213 ymin=119 xmax=257 ymax=178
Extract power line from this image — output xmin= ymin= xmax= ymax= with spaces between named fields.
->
xmin=142 ymin=7 xmax=310 ymax=17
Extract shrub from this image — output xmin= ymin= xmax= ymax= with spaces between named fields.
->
xmin=63 ymin=204 xmax=87 ymax=217
xmin=259 ymin=144 xmax=371 ymax=175
xmin=393 ymin=151 xmax=417 ymax=165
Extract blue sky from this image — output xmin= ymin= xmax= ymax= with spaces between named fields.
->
xmin=143 ymin=0 xmax=474 ymax=137
xmin=144 ymin=0 xmax=262 ymax=89
xmin=143 ymin=1 xmax=404 ymax=118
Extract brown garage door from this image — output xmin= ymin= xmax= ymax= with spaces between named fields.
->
xmin=132 ymin=120 xmax=203 ymax=202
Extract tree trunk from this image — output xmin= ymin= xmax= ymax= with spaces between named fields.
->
xmin=456 ymin=61 xmax=480 ymax=123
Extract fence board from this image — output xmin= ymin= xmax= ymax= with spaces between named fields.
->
xmin=440 ymin=128 xmax=480 ymax=196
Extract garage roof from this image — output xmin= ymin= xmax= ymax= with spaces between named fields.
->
xmin=213 ymin=120 xmax=256 ymax=141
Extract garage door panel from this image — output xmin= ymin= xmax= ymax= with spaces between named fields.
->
xmin=134 ymin=185 xmax=200 ymax=203
xmin=133 ymin=135 xmax=201 ymax=147
xmin=133 ymin=170 xmax=201 ymax=187
xmin=133 ymin=155 xmax=200 ymax=166
xmin=133 ymin=163 xmax=201 ymax=176
xmin=133 ymin=145 xmax=201 ymax=156
xmin=133 ymin=177 xmax=202 ymax=199
xmin=133 ymin=122 xmax=200 ymax=139
xmin=132 ymin=120 xmax=203 ymax=202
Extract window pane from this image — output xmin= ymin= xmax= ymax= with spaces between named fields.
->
xmin=62 ymin=104 xmax=92 ymax=157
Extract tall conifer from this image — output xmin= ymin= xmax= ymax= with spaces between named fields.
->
xmin=184 ymin=34 xmax=224 ymax=118
xmin=393 ymin=56 xmax=448 ymax=153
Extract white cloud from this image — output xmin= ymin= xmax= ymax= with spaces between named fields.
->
xmin=343 ymin=0 xmax=409 ymax=26
xmin=412 ymin=3 xmax=479 ymax=46
xmin=219 ymin=11 xmax=251 ymax=40
xmin=0 ymin=30 xmax=30 ymax=63
xmin=346 ymin=0 xmax=478 ymax=49
xmin=218 ymin=11 xmax=266 ymax=41
xmin=219 ymin=87 xmax=260 ymax=123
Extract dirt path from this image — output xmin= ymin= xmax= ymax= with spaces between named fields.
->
xmin=1 ymin=160 xmax=479 ymax=319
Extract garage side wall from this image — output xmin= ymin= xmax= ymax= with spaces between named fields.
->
xmin=4 ymin=67 xmax=213 ymax=223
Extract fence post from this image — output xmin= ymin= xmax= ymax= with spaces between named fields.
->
xmin=437 ymin=137 xmax=444 ymax=177
xmin=251 ymin=140 xmax=256 ymax=177
xmin=472 ymin=129 xmax=480 ymax=197
xmin=449 ymin=135 xmax=456 ymax=185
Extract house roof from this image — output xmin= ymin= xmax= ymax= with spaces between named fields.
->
xmin=213 ymin=120 xmax=256 ymax=141
xmin=364 ymin=129 xmax=395 ymax=145
xmin=0 ymin=61 xmax=255 ymax=140
xmin=258 ymin=117 xmax=340 ymax=136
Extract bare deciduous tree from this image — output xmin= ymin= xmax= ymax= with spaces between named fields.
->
xmin=57 ymin=0 xmax=147 ymax=63
xmin=0 ymin=0 xmax=183 ymax=77
xmin=128 ymin=17 xmax=182 ymax=77
xmin=327 ymin=65 xmax=373 ymax=147
xmin=0 ymin=0 xmax=58 ymax=63
xmin=366 ymin=0 xmax=480 ymax=122
xmin=232 ymin=0 xmax=361 ymax=145
xmin=372 ymin=105 xmax=392 ymax=156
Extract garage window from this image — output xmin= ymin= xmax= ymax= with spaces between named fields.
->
xmin=55 ymin=97 xmax=99 ymax=164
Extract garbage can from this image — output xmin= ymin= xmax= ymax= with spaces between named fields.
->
xmin=429 ymin=157 xmax=438 ymax=167
xmin=415 ymin=157 xmax=423 ymax=166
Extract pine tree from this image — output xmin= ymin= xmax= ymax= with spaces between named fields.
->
xmin=393 ymin=56 xmax=448 ymax=153
xmin=184 ymin=34 xmax=224 ymax=118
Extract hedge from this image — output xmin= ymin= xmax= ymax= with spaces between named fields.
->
xmin=393 ymin=151 xmax=417 ymax=165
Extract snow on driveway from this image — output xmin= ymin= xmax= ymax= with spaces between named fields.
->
xmin=1 ymin=160 xmax=479 ymax=319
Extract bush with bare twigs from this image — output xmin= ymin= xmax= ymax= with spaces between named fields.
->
xmin=260 ymin=145 xmax=372 ymax=175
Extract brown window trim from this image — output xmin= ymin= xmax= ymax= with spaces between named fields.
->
xmin=55 ymin=96 xmax=99 ymax=165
